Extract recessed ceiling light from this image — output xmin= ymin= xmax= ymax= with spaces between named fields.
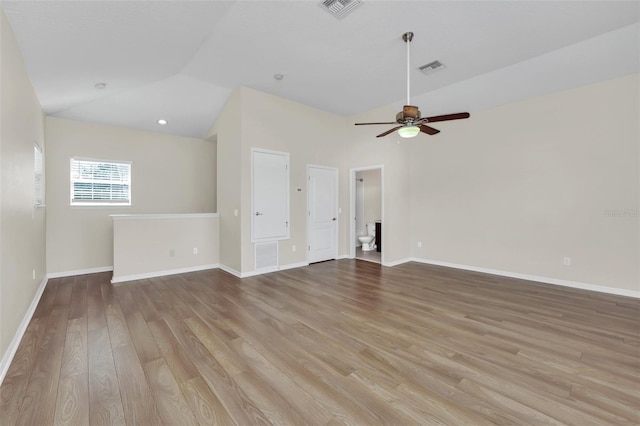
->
xmin=94 ymin=82 xmax=106 ymax=90
xmin=274 ymin=74 xmax=284 ymax=81
xmin=157 ymin=119 xmax=168 ymax=126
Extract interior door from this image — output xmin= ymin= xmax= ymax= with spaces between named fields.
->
xmin=252 ymin=149 xmax=289 ymax=242
xmin=308 ymin=166 xmax=338 ymax=263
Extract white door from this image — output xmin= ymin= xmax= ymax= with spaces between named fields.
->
xmin=308 ymin=166 xmax=338 ymax=263
xmin=252 ymin=149 xmax=290 ymax=242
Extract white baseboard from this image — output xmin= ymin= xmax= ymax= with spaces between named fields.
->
xmin=383 ymin=257 xmax=412 ymax=267
xmin=278 ymin=261 xmax=309 ymax=272
xmin=240 ymin=266 xmax=279 ymax=278
xmin=0 ymin=276 xmax=48 ymax=385
xmin=410 ymin=257 xmax=640 ymax=298
xmin=218 ymin=261 xmax=310 ymax=279
xmin=111 ymin=264 xmax=219 ymax=284
xmin=218 ymin=263 xmax=242 ymax=278
xmin=242 ymin=261 xmax=311 ymax=278
xmin=47 ymin=266 xmax=113 ymax=279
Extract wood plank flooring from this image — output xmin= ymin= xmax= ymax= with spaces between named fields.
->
xmin=1 ymin=260 xmax=638 ymax=425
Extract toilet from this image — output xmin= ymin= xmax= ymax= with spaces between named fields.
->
xmin=358 ymin=222 xmax=376 ymax=251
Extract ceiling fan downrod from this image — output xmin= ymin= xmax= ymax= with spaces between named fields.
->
xmin=402 ymin=32 xmax=414 ymax=106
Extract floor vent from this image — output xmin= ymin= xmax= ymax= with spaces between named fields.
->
xmin=418 ymin=60 xmax=447 ymax=76
xmin=255 ymin=241 xmax=278 ymax=271
xmin=318 ymin=0 xmax=363 ymax=20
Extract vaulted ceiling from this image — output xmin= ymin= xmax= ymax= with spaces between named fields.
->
xmin=2 ymin=1 xmax=639 ymax=138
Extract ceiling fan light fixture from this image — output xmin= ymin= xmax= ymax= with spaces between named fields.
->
xmin=398 ymin=126 xmax=420 ymax=138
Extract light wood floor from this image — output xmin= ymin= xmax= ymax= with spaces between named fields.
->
xmin=1 ymin=260 xmax=638 ymax=425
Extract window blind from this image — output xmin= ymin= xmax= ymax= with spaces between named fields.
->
xmin=70 ymin=158 xmax=131 ymax=205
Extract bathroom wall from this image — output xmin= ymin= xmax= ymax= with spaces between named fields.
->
xmin=355 ymin=175 xmax=364 ymax=244
xmin=355 ymin=168 xmax=381 ymax=246
xmin=361 ymin=169 xmax=381 ymax=225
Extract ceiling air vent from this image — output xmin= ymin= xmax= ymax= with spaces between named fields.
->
xmin=319 ymin=0 xmax=363 ymax=20
xmin=418 ymin=60 xmax=447 ymax=76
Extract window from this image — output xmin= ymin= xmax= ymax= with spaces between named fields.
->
xmin=70 ymin=157 xmax=131 ymax=206
xmin=34 ymin=142 xmax=44 ymax=206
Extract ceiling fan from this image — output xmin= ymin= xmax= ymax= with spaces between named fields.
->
xmin=355 ymin=32 xmax=470 ymax=138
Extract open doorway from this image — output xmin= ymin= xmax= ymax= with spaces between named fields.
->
xmin=350 ymin=165 xmax=383 ymax=264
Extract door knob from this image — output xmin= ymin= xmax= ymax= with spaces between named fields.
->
xmin=332 ymin=217 xmax=336 ymax=221
xmin=255 ymin=212 xmax=263 ymax=216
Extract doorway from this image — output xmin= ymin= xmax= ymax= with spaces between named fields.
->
xmin=307 ymin=165 xmax=338 ymax=263
xmin=350 ymin=165 xmax=384 ymax=264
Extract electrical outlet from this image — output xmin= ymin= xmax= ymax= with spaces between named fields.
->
xmin=563 ymin=257 xmax=571 ymax=266
xmin=169 ymin=249 xmax=175 ymax=257
xmin=292 ymin=245 xmax=296 ymax=252
xmin=234 ymin=209 xmax=238 ymax=217
xmin=32 ymin=269 xmax=36 ymax=280
xmin=417 ymin=241 xmax=422 ymax=248
xmin=193 ymin=247 xmax=198 ymax=255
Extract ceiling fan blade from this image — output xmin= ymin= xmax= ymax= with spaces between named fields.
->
xmin=424 ymin=112 xmax=470 ymax=123
xmin=376 ymin=126 xmax=403 ymax=138
xmin=354 ymin=122 xmax=398 ymax=126
xmin=419 ymin=125 xmax=440 ymax=135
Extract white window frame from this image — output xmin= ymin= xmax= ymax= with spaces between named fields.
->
xmin=34 ymin=141 xmax=44 ymax=207
xmin=70 ymin=157 xmax=132 ymax=207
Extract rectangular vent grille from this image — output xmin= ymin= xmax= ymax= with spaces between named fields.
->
xmin=418 ymin=60 xmax=447 ymax=75
xmin=319 ymin=0 xmax=363 ymax=20
xmin=255 ymin=241 xmax=278 ymax=270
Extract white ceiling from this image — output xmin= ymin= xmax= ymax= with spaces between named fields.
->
xmin=2 ymin=1 xmax=639 ymax=139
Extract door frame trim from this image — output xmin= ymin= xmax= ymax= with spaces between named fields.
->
xmin=306 ymin=164 xmax=339 ymax=263
xmin=349 ymin=165 xmax=384 ymax=263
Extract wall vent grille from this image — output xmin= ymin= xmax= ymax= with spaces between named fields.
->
xmin=318 ymin=0 xmax=363 ymax=20
xmin=418 ymin=60 xmax=447 ymax=75
xmin=255 ymin=241 xmax=278 ymax=271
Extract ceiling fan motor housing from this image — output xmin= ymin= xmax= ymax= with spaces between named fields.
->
xmin=396 ymin=105 xmax=421 ymax=124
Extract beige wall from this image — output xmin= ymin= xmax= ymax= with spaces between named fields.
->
xmin=207 ymin=89 xmax=242 ymax=272
xmin=0 ymin=10 xmax=46 ymax=363
xmin=46 ymin=117 xmax=216 ymax=274
xmin=409 ymin=73 xmax=639 ymax=292
xmin=112 ymin=214 xmax=219 ymax=282
xmin=239 ymin=87 xmax=348 ymax=271
xmin=211 ymin=88 xmax=417 ymax=272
